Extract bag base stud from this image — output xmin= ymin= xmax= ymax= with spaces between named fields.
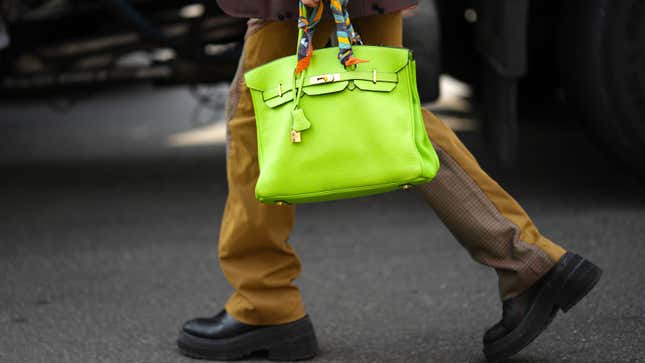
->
xmin=401 ymin=184 xmax=413 ymax=190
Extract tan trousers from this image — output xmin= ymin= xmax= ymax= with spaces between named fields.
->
xmin=219 ymin=13 xmax=567 ymax=325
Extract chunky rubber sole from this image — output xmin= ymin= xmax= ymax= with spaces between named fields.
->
xmin=484 ymin=252 xmax=603 ymax=363
xmin=177 ymin=316 xmax=319 ymax=361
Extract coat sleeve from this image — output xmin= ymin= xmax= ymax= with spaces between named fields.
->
xmin=215 ymin=0 xmax=417 ymax=21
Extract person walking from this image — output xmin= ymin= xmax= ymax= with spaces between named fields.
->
xmin=177 ymin=1 xmax=603 ymax=361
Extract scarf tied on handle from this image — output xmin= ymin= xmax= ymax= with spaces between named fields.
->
xmin=296 ymin=0 xmax=368 ymax=75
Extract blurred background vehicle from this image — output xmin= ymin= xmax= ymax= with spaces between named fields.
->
xmin=1 ymin=0 xmax=644 ymax=175
xmin=0 ymin=0 xmax=246 ymax=92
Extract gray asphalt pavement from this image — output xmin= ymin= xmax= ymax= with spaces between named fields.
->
xmin=1 ymin=86 xmax=644 ymax=363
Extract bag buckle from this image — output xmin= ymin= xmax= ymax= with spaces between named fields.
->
xmin=309 ymin=73 xmax=340 ymax=84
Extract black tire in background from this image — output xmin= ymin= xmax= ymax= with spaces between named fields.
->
xmin=558 ymin=0 xmax=645 ymax=176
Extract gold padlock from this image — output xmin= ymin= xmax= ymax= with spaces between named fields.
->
xmin=290 ymin=130 xmax=302 ymax=143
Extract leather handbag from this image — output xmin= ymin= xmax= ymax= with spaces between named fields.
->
xmin=244 ymin=0 xmax=439 ymax=204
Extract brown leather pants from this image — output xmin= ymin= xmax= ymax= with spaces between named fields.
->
xmin=219 ymin=13 xmax=567 ymax=325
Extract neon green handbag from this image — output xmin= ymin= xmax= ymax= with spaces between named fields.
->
xmin=244 ymin=1 xmax=439 ymax=205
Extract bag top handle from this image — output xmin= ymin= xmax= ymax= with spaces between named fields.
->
xmin=295 ymin=0 xmax=368 ymax=75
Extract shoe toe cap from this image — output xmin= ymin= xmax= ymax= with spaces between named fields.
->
xmin=182 ymin=318 xmax=211 ymax=337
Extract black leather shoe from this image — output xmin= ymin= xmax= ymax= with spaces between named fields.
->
xmin=483 ymin=252 xmax=602 ymax=362
xmin=177 ymin=310 xmax=318 ymax=361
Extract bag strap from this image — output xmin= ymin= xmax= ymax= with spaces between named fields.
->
xmin=295 ymin=0 xmax=367 ymax=75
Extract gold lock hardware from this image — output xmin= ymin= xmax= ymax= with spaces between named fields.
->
xmin=290 ymin=130 xmax=302 ymax=143
xmin=309 ymin=73 xmax=341 ymax=84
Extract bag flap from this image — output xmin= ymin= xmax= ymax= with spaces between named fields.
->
xmin=264 ymin=90 xmax=294 ymax=108
xmin=353 ymin=79 xmax=397 ymax=92
xmin=245 ymin=45 xmax=409 ymax=91
xmin=245 ymin=46 xmax=410 ymax=108
xmin=303 ymin=81 xmax=349 ymax=96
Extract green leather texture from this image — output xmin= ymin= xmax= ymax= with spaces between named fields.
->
xmin=244 ymin=45 xmax=440 ymax=204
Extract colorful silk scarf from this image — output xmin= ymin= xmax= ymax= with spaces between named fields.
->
xmin=296 ymin=0 xmax=367 ymax=75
